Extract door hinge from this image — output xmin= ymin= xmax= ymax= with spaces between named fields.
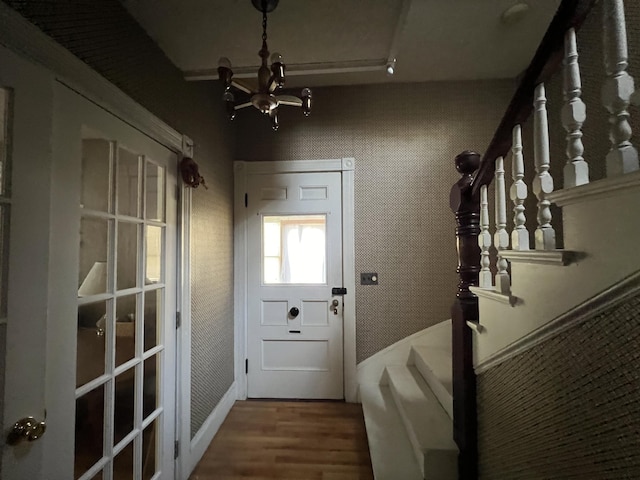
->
xmin=176 ymin=311 xmax=181 ymax=329
xmin=174 ymin=440 xmax=179 ymax=459
xmin=244 ymin=193 xmax=248 ymax=207
xmin=245 ymin=359 xmax=248 ymax=374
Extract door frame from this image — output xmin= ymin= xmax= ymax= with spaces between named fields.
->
xmin=234 ymin=158 xmax=357 ymax=402
xmin=0 ymin=4 xmax=194 ymax=477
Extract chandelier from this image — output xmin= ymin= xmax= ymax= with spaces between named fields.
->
xmin=217 ymin=0 xmax=312 ymax=131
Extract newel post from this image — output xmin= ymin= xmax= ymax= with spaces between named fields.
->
xmin=450 ymin=151 xmax=479 ymax=480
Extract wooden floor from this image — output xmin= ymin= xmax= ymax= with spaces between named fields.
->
xmin=189 ymin=400 xmax=374 ymax=480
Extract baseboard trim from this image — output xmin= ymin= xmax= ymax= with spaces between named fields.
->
xmin=476 ymin=270 xmax=640 ymax=374
xmin=187 ymin=381 xmax=237 ymax=476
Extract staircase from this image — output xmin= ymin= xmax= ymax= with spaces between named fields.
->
xmin=359 ymin=320 xmax=457 ymax=480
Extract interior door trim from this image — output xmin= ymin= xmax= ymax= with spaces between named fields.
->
xmin=233 ymin=158 xmax=357 ymax=402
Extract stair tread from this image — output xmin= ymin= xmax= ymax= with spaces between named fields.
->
xmin=360 ymin=382 xmax=423 ymax=480
xmin=412 ymin=345 xmax=453 ymax=398
xmin=386 ymin=365 xmax=457 ymax=453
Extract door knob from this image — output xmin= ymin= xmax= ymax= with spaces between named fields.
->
xmin=6 ymin=416 xmax=46 ymax=446
xmin=289 ymin=307 xmax=300 ymax=318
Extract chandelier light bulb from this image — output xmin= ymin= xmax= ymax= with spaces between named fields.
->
xmin=218 ymin=57 xmax=232 ymax=69
xmin=386 ymin=58 xmax=396 ymax=76
xmin=270 ymin=110 xmax=279 ymax=131
xmin=270 ymin=52 xmax=283 ymax=64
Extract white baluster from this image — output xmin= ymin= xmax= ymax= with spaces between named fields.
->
xmin=602 ymin=0 xmax=639 ymax=176
xmin=510 ymin=125 xmax=529 ymax=251
xmin=479 ymin=185 xmax=492 ymax=288
xmin=562 ymin=27 xmax=589 ymax=187
xmin=533 ymin=83 xmax=556 ymax=250
xmin=494 ymin=156 xmax=510 ymax=294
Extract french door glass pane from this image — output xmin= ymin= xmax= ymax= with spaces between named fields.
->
xmin=145 ymin=225 xmax=163 ymax=284
xmin=81 ymin=138 xmax=111 ymax=212
xmin=79 ymin=218 xmax=109 ymax=295
xmin=117 ymin=221 xmax=138 ymax=290
xmin=0 ymin=88 xmax=10 ymax=196
xmin=114 ymin=369 xmax=135 ymax=445
xmin=77 ymin=300 xmax=107 ymax=387
xmin=143 ymin=289 xmax=160 ymax=351
xmin=113 ymin=440 xmax=134 ymax=479
xmin=115 ymin=294 xmax=137 ymax=368
xmin=263 ymin=214 xmax=327 ymax=284
xmin=117 ymin=147 xmax=140 ymax=218
xmin=0 ymin=88 xmax=11 ymax=321
xmin=0 ymin=204 xmax=10 ymax=319
xmin=75 ymin=384 xmax=105 ymax=479
xmin=145 ymin=160 xmax=165 ymax=222
xmin=142 ymin=354 xmax=158 ymax=419
xmin=142 ymin=420 xmax=157 ymax=480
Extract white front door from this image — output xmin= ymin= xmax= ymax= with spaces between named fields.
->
xmin=246 ymin=171 xmax=344 ymax=399
xmin=46 ymin=84 xmax=178 ymax=479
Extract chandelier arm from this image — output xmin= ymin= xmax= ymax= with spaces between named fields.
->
xmin=231 ymin=79 xmax=255 ymax=95
xmin=276 ymin=95 xmax=303 ymax=107
xmin=234 ymin=101 xmax=253 ymax=111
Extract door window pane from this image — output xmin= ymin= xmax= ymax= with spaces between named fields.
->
xmin=145 ymin=225 xmax=163 ymax=284
xmin=115 ymin=294 xmax=137 ymax=368
xmin=113 ymin=439 xmax=134 ymax=480
xmin=0 ymin=88 xmax=10 ymax=196
xmin=75 ymin=384 xmax=105 ymax=479
xmin=79 ymin=218 xmax=109 ymax=295
xmin=77 ymin=300 xmax=108 ymax=387
xmin=117 ymin=147 xmax=140 ymax=218
xmin=143 ymin=354 xmax=159 ymax=419
xmin=0 ymin=89 xmax=11 ymax=319
xmin=81 ymin=138 xmax=111 ymax=212
xmin=263 ymin=215 xmax=326 ymax=284
xmin=142 ymin=419 xmax=158 ymax=480
xmin=143 ymin=289 xmax=160 ymax=351
xmin=0 ymin=205 xmax=10 ymax=318
xmin=114 ymin=368 xmax=135 ymax=445
xmin=117 ymin=221 xmax=138 ymax=290
xmin=145 ymin=160 xmax=165 ymax=222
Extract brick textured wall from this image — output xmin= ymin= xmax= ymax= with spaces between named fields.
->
xmin=234 ymin=80 xmax=513 ymax=362
xmin=477 ymin=292 xmax=640 ymax=479
xmin=2 ymin=0 xmax=235 ymax=438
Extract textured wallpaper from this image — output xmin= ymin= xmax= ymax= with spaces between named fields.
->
xmin=234 ymin=80 xmax=513 ymax=362
xmin=477 ymin=292 xmax=640 ymax=479
xmin=2 ymin=0 xmax=236 ymax=439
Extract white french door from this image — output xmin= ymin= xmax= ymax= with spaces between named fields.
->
xmin=246 ymin=171 xmax=344 ymax=399
xmin=48 ymin=84 xmax=178 ymax=479
xmin=0 ymin=43 xmax=180 ymax=480
xmin=0 ymin=43 xmax=53 ymax=480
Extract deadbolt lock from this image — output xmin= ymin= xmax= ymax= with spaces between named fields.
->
xmin=6 ymin=416 xmax=46 ymax=446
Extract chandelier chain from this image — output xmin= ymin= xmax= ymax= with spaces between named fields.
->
xmin=262 ymin=10 xmax=267 ymax=43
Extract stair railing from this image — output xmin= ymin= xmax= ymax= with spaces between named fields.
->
xmin=448 ymin=0 xmax=640 ymax=477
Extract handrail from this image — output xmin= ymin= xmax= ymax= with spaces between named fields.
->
xmin=471 ymin=0 xmax=599 ymax=196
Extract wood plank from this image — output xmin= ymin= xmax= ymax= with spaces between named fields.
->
xmin=189 ymin=400 xmax=374 ymax=480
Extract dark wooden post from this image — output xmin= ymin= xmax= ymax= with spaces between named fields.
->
xmin=450 ymin=151 xmax=481 ymax=479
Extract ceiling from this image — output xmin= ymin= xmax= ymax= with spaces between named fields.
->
xmin=121 ymin=0 xmax=562 ymax=88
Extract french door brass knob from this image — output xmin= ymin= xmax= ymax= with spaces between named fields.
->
xmin=6 ymin=416 xmax=46 ymax=446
